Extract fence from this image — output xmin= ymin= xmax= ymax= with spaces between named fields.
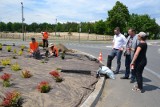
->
xmin=0 ymin=32 xmax=113 ymax=41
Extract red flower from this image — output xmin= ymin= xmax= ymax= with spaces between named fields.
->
xmin=37 ymin=81 xmax=50 ymax=93
xmin=49 ymin=70 xmax=60 ymax=78
xmin=0 ymin=73 xmax=11 ymax=81
xmin=1 ymin=91 xmax=21 ymax=106
xmin=2 ymin=99 xmax=11 ymax=106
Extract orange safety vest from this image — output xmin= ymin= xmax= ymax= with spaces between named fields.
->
xmin=51 ymin=46 xmax=59 ymax=56
xmin=43 ymin=32 xmax=48 ymax=40
xmin=29 ymin=42 xmax=39 ymax=53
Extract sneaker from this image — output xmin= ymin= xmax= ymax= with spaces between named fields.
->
xmin=120 ymin=76 xmax=129 ymax=79
xmin=130 ymin=80 xmax=135 ymax=83
xmin=114 ymin=71 xmax=119 ymax=74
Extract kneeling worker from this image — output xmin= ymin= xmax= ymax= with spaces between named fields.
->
xmin=29 ymin=38 xmax=40 ymax=58
xmin=48 ymin=43 xmax=59 ymax=57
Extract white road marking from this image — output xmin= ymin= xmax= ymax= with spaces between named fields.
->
xmin=106 ymin=46 xmax=112 ymax=48
xmin=145 ymin=67 xmax=160 ymax=79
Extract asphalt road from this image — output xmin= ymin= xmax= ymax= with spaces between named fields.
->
xmin=0 ymin=39 xmax=160 ymax=107
xmin=64 ymin=41 xmax=160 ymax=107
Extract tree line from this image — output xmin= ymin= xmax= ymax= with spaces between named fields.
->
xmin=0 ymin=1 xmax=160 ymax=39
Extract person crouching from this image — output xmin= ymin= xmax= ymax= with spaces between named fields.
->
xmin=48 ymin=43 xmax=59 ymax=57
xmin=29 ymin=38 xmax=40 ymax=59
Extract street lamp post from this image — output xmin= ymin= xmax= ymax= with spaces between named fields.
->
xmin=21 ymin=2 xmax=25 ymax=41
xmin=55 ymin=18 xmax=57 ymax=36
xmin=79 ymin=23 xmax=81 ymax=43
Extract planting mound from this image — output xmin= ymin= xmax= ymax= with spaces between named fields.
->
xmin=0 ymin=44 xmax=100 ymax=107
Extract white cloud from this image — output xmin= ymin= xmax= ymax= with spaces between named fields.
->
xmin=0 ymin=0 xmax=160 ymax=25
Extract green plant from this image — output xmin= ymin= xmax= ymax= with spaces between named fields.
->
xmin=0 ymin=44 xmax=2 ymax=50
xmin=18 ymin=50 xmax=23 ymax=56
xmin=49 ymin=70 xmax=63 ymax=82
xmin=1 ymin=59 xmax=11 ymax=66
xmin=12 ymin=56 xmax=18 ymax=59
xmin=1 ymin=91 xmax=22 ymax=107
xmin=61 ymin=51 xmax=65 ymax=60
xmin=11 ymin=63 xmax=21 ymax=71
xmin=0 ymin=73 xmax=11 ymax=87
xmin=37 ymin=81 xmax=50 ymax=93
xmin=21 ymin=70 xmax=32 ymax=78
xmin=56 ymin=68 xmax=62 ymax=70
xmin=21 ymin=45 xmax=25 ymax=51
xmin=6 ymin=46 xmax=12 ymax=52
xmin=38 ymin=42 xmax=43 ymax=47
xmin=13 ymin=49 xmax=17 ymax=54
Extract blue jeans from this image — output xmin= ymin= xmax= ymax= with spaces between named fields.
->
xmin=125 ymin=55 xmax=135 ymax=80
xmin=110 ymin=49 xmax=123 ymax=73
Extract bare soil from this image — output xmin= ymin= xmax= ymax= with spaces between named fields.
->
xmin=0 ymin=44 xmax=100 ymax=107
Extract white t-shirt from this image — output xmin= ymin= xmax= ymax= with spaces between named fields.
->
xmin=113 ymin=33 xmax=126 ymax=49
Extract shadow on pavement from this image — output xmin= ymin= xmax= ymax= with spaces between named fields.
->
xmin=143 ymin=84 xmax=160 ymax=92
xmin=143 ymin=77 xmax=152 ymax=82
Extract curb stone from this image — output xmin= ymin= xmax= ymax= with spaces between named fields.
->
xmin=77 ymin=50 xmax=106 ymax=107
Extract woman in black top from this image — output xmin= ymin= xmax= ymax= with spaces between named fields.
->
xmin=131 ymin=32 xmax=147 ymax=92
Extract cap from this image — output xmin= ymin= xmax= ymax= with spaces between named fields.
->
xmin=48 ymin=43 xmax=54 ymax=48
xmin=138 ymin=32 xmax=147 ymax=37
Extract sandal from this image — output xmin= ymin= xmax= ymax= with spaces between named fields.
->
xmin=134 ymin=85 xmax=138 ymax=88
xmin=132 ymin=87 xmax=142 ymax=93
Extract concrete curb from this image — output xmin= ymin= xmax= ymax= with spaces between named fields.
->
xmin=76 ymin=50 xmax=106 ymax=107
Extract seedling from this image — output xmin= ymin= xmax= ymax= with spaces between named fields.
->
xmin=18 ymin=50 xmax=23 ymax=56
xmin=21 ymin=70 xmax=32 ymax=78
xmin=6 ymin=46 xmax=12 ymax=52
xmin=61 ymin=51 xmax=65 ymax=60
xmin=11 ymin=63 xmax=21 ymax=71
xmin=0 ymin=44 xmax=2 ymax=50
xmin=21 ymin=45 xmax=25 ymax=51
xmin=13 ymin=49 xmax=17 ymax=54
xmin=1 ymin=59 xmax=11 ymax=66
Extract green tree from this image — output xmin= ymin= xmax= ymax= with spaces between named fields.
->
xmin=0 ymin=22 xmax=6 ymax=31
xmin=107 ymin=1 xmax=130 ymax=34
xmin=6 ymin=22 xmax=13 ymax=32
xmin=94 ymin=20 xmax=106 ymax=34
xmin=127 ymin=14 xmax=160 ymax=39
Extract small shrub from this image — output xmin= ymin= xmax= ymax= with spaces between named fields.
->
xmin=21 ymin=45 xmax=25 ymax=51
xmin=11 ymin=63 xmax=21 ymax=71
xmin=1 ymin=59 xmax=11 ymax=66
xmin=12 ymin=55 xmax=18 ymax=59
xmin=21 ymin=70 xmax=32 ymax=78
xmin=13 ymin=49 xmax=17 ymax=54
xmin=49 ymin=70 xmax=63 ymax=82
xmin=37 ymin=81 xmax=50 ymax=93
xmin=1 ymin=91 xmax=22 ymax=107
xmin=6 ymin=46 xmax=12 ymax=52
xmin=38 ymin=42 xmax=43 ymax=47
xmin=0 ymin=44 xmax=2 ymax=50
xmin=61 ymin=51 xmax=65 ymax=60
xmin=18 ymin=50 xmax=23 ymax=56
xmin=0 ymin=73 xmax=11 ymax=87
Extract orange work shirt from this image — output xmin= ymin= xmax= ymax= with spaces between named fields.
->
xmin=51 ymin=46 xmax=59 ymax=56
xmin=43 ymin=32 xmax=48 ymax=40
xmin=29 ymin=42 xmax=39 ymax=52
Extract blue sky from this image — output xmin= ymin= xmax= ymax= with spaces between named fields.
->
xmin=0 ymin=0 xmax=160 ymax=25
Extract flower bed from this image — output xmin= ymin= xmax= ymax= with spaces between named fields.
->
xmin=0 ymin=45 xmax=100 ymax=107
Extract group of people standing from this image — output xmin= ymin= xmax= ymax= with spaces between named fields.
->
xmin=109 ymin=27 xmax=148 ymax=93
xmin=29 ymin=31 xmax=59 ymax=59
